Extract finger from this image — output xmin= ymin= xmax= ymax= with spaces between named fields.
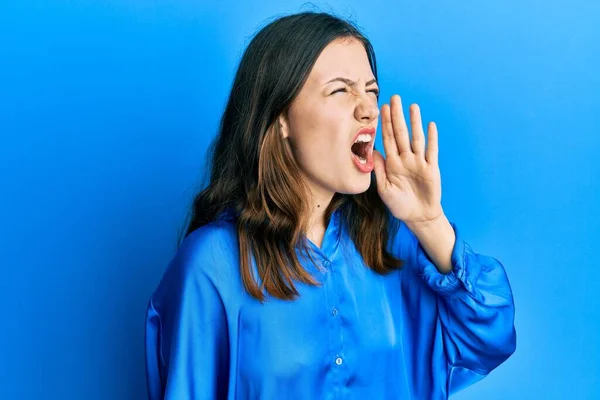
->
xmin=410 ymin=104 xmax=425 ymax=157
xmin=380 ymin=104 xmax=400 ymax=163
xmin=390 ymin=95 xmax=411 ymax=154
xmin=372 ymin=149 xmax=387 ymax=193
xmin=426 ymin=121 xmax=438 ymax=165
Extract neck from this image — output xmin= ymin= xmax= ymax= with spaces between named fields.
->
xmin=305 ymin=189 xmax=334 ymax=236
xmin=308 ymin=202 xmax=328 ymax=229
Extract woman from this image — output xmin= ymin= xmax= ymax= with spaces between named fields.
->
xmin=145 ymin=11 xmax=516 ymax=400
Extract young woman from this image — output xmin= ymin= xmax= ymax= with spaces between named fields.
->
xmin=145 ymin=11 xmax=516 ymax=400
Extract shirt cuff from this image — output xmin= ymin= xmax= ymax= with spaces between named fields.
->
xmin=416 ymin=222 xmax=483 ymax=298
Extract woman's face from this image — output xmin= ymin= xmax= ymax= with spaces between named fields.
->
xmin=279 ymin=36 xmax=380 ymax=204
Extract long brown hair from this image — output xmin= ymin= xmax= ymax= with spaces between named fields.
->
xmin=180 ymin=11 xmax=404 ymax=302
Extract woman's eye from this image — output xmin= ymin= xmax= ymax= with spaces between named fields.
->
xmin=331 ymin=87 xmax=380 ymax=97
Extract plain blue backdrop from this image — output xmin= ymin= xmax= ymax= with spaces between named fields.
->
xmin=1 ymin=1 xmax=598 ymax=399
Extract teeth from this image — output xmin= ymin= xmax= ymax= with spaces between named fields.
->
xmin=358 ymin=156 xmax=366 ymax=164
xmin=354 ymin=133 xmax=372 ymax=143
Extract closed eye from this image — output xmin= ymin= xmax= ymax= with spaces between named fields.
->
xmin=331 ymin=87 xmax=380 ymax=97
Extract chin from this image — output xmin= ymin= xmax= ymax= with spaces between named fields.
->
xmin=339 ymin=175 xmax=371 ymax=195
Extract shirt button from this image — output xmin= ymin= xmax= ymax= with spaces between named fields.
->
xmin=323 ymin=260 xmax=331 ymax=268
xmin=331 ymin=308 xmax=338 ymax=316
xmin=335 ymin=357 xmax=343 ymax=365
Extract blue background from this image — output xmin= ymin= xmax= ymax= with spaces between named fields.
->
xmin=1 ymin=1 xmax=598 ymax=399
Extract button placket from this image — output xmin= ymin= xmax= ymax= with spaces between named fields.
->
xmin=324 ymin=255 xmax=345 ymax=376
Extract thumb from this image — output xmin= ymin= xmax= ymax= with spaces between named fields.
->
xmin=372 ymin=149 xmax=387 ymax=193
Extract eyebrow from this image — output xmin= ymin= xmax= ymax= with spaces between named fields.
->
xmin=324 ymin=77 xmax=378 ymax=87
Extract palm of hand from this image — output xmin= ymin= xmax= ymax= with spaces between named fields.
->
xmin=373 ymin=95 xmax=444 ymax=225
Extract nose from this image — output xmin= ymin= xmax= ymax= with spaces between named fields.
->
xmin=355 ymin=94 xmax=380 ymax=123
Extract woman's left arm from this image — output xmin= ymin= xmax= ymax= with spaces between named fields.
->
xmin=408 ymin=215 xmax=517 ymax=395
xmin=373 ymin=94 xmax=516 ymax=393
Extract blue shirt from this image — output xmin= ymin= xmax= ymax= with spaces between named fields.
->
xmin=145 ymin=208 xmax=516 ymax=399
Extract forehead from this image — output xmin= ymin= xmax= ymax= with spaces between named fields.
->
xmin=308 ymin=37 xmax=374 ymax=84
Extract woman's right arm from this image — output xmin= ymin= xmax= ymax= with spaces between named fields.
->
xmin=145 ymin=251 xmax=230 ymax=400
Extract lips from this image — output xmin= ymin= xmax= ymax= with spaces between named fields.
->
xmin=350 ymin=126 xmax=375 ymax=158
xmin=352 ymin=126 xmax=376 ymax=144
xmin=350 ymin=126 xmax=376 ymax=173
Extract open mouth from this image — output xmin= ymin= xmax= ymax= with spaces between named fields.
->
xmin=351 ymin=133 xmax=374 ymax=164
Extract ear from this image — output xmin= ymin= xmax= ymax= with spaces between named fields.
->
xmin=278 ymin=114 xmax=289 ymax=139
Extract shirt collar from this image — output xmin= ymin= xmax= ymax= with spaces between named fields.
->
xmin=217 ymin=207 xmax=342 ymax=252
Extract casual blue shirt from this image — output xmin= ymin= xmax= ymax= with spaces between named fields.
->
xmin=145 ymin=208 xmax=516 ymax=399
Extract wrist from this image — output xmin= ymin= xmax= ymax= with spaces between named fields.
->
xmin=405 ymin=211 xmax=447 ymax=235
